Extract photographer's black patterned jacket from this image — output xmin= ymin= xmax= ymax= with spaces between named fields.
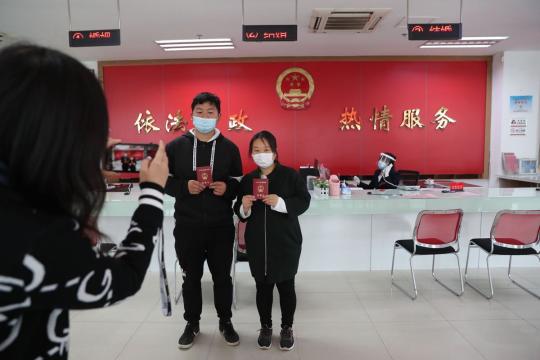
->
xmin=0 ymin=182 xmax=164 ymax=359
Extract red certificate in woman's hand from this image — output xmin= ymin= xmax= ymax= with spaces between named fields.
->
xmin=253 ymin=178 xmax=269 ymax=199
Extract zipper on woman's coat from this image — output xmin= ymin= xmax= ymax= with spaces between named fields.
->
xmin=264 ymin=205 xmax=267 ymax=276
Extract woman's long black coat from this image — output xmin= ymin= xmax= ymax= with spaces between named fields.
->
xmin=234 ymin=164 xmax=311 ymax=283
xmin=367 ymin=166 xmax=400 ymax=189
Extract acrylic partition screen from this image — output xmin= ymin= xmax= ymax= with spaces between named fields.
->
xmin=102 ymin=60 xmax=487 ymax=175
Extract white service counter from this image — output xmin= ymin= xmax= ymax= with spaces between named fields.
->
xmin=99 ymin=186 xmax=540 ymax=272
xmin=498 ymin=174 xmax=540 ymax=187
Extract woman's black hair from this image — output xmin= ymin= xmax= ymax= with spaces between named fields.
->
xmin=0 ymin=43 xmax=109 ymax=235
xmin=191 ymin=92 xmax=221 ymax=114
xmin=248 ymin=130 xmax=278 ymax=161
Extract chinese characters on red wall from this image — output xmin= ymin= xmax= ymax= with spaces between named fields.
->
xmin=340 ymin=105 xmax=456 ymax=132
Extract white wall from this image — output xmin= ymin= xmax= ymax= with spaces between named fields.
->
xmin=489 ymin=53 xmax=504 ymax=185
xmin=81 ymin=60 xmax=98 ymax=77
xmin=489 ymin=51 xmax=540 ymax=186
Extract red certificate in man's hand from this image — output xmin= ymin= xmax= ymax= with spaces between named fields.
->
xmin=196 ymin=166 xmax=212 ymax=187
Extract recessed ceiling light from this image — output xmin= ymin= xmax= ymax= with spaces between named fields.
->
xmin=159 ymin=42 xmax=233 ymax=48
xmin=426 ymin=40 xmax=498 ymax=45
xmin=155 ymin=38 xmax=235 ymax=51
xmin=420 ymin=44 xmax=491 ymax=49
xmin=163 ymin=46 xmax=235 ymax=51
xmin=419 ymin=36 xmax=508 ymax=49
xmin=155 ymin=38 xmax=232 ymax=44
xmin=460 ymin=36 xmax=509 ymax=41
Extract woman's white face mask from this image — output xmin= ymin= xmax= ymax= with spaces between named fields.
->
xmin=252 ymin=152 xmax=275 ymax=169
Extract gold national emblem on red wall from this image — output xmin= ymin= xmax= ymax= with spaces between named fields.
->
xmin=276 ymin=67 xmax=315 ymax=110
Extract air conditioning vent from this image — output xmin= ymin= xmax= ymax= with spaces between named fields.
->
xmin=310 ymin=8 xmax=391 ymax=33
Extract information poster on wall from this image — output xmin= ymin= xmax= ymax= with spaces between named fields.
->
xmin=510 ymin=118 xmax=527 ymax=136
xmin=510 ymin=95 xmax=533 ymax=112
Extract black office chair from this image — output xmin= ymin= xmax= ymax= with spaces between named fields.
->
xmin=398 ymin=170 xmax=420 ymax=186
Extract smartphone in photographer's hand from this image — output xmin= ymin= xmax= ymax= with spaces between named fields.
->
xmin=106 ymin=143 xmax=158 ymax=173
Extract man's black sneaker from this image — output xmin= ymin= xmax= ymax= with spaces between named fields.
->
xmin=257 ymin=326 xmax=272 ymax=349
xmin=279 ymin=326 xmax=294 ymax=351
xmin=178 ymin=323 xmax=199 ymax=349
xmin=219 ymin=321 xmax=240 ymax=346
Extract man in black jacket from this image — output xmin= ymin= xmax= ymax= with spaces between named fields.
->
xmin=165 ymin=92 xmax=242 ymax=349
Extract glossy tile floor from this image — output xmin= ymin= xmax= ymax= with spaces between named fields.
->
xmin=70 ymin=268 xmax=540 ymax=360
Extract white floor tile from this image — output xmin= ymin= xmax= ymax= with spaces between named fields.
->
xmin=525 ymin=319 xmax=540 ymax=330
xmin=294 ymin=322 xmax=392 ymax=360
xmin=294 ymin=272 xmax=354 ymax=293
xmin=117 ymin=322 xmax=216 ymax=360
xmin=465 ymin=268 xmax=536 ymax=289
xmin=420 ymin=289 xmax=520 ymax=320
xmin=356 ymin=291 xmax=445 ymax=322
xmin=451 ymin=319 xmax=540 ymax=360
xmin=346 ymin=270 xmax=397 ymax=293
xmin=375 ymin=321 xmax=484 ymax=360
xmin=69 ymin=322 xmax=140 ymax=360
xmin=489 ymin=288 xmax=540 ymax=319
xmin=294 ymin=292 xmax=371 ymax=324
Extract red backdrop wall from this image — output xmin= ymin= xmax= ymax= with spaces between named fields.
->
xmin=102 ymin=59 xmax=487 ymax=175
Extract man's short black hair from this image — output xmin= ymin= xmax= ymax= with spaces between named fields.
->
xmin=191 ymin=92 xmax=221 ymax=114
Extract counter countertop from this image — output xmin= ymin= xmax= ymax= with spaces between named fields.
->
xmin=498 ymin=174 xmax=540 ymax=184
xmin=102 ymin=186 xmax=540 ymax=216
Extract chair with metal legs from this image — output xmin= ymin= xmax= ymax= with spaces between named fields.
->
xmin=391 ymin=209 xmax=464 ymax=300
xmin=464 ymin=210 xmax=540 ymax=299
xmin=232 ymin=219 xmax=248 ymax=309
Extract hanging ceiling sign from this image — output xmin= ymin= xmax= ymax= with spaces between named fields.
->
xmin=69 ymin=29 xmax=121 ymax=47
xmin=407 ymin=23 xmax=462 ymax=40
xmin=242 ymin=25 xmax=297 ymax=42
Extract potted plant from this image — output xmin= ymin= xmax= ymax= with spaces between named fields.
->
xmin=313 ymin=178 xmax=329 ymax=198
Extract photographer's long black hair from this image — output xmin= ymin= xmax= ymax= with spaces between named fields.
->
xmin=0 ymin=44 xmax=108 ymax=236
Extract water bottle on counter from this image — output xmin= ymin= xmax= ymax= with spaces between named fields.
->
xmin=340 ymin=180 xmax=352 ymax=196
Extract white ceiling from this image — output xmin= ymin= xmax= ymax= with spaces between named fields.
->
xmin=1 ymin=0 xmax=539 ymax=61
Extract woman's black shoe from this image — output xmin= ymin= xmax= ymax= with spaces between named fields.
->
xmin=279 ymin=326 xmax=294 ymax=351
xmin=257 ymin=326 xmax=272 ymax=349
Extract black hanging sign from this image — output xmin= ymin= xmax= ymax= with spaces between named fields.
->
xmin=408 ymin=23 xmax=462 ymax=40
xmin=242 ymin=25 xmax=297 ymax=42
xmin=69 ymin=29 xmax=121 ymax=47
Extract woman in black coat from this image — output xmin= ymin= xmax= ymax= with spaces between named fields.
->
xmin=234 ymin=131 xmax=310 ymax=351
xmin=367 ymin=152 xmax=401 ymax=189
xmin=0 ymin=44 xmax=169 ymax=360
